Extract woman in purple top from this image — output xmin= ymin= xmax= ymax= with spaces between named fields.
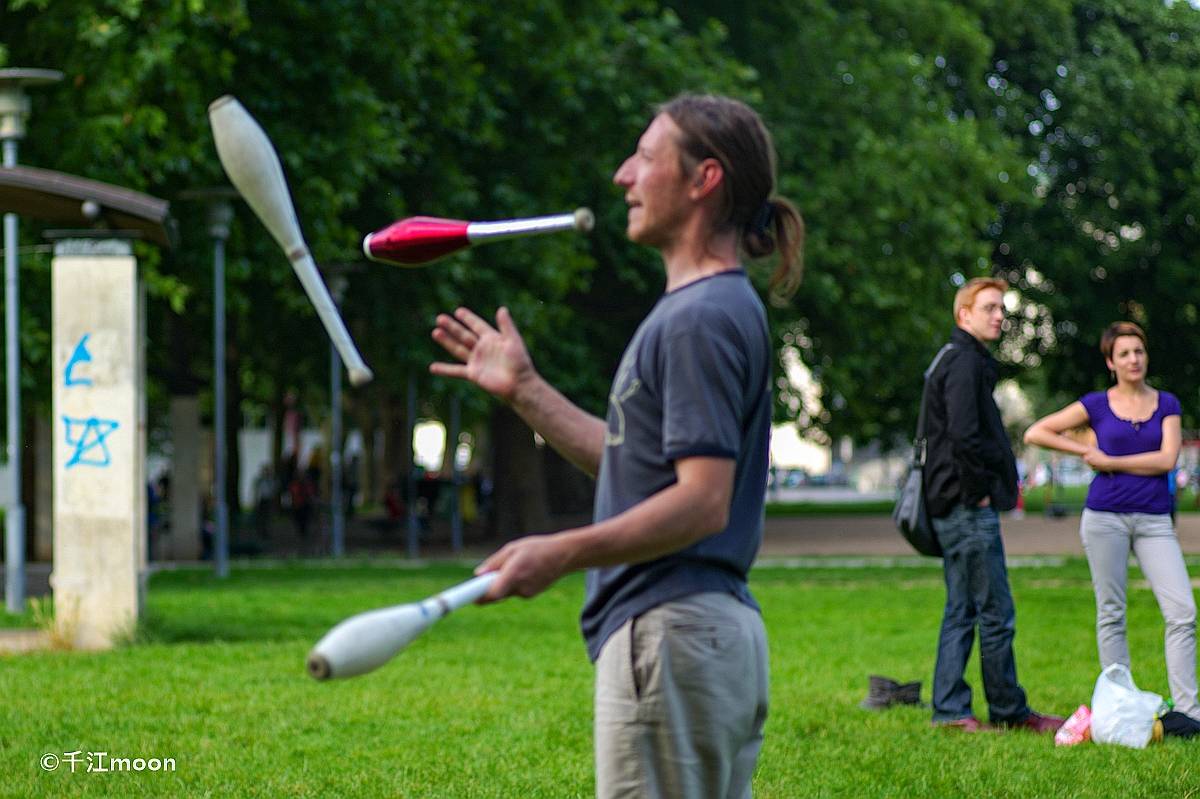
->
xmin=1025 ymin=321 xmax=1198 ymax=721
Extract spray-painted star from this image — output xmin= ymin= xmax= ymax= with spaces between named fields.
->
xmin=63 ymin=416 xmax=119 ymax=468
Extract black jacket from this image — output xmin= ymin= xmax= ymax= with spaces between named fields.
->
xmin=922 ymin=327 xmax=1019 ymax=517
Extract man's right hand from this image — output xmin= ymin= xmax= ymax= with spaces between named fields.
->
xmin=977 ymin=496 xmax=991 ymax=508
xmin=474 ymin=532 xmax=574 ymax=603
xmin=430 ymin=306 xmax=535 ymax=403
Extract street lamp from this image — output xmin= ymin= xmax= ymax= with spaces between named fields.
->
xmin=180 ymin=187 xmax=237 ymax=578
xmin=0 ymin=67 xmax=63 ymax=613
xmin=320 ymin=263 xmax=362 ymax=559
xmin=329 ymin=274 xmax=347 ymax=558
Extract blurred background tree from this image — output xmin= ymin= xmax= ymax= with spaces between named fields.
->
xmin=4 ymin=0 xmax=1200 ymax=537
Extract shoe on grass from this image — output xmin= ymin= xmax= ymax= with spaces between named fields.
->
xmin=1004 ymin=711 xmax=1065 ymax=734
xmin=932 ymin=716 xmax=987 ymax=733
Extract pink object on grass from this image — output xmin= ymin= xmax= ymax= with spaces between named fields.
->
xmin=1054 ymin=704 xmax=1092 ymax=746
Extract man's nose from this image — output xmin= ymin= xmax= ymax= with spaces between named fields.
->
xmin=613 ymin=158 xmax=633 ymax=185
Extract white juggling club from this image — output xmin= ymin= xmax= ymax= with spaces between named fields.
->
xmin=307 ymin=572 xmax=498 ymax=680
xmin=207 ymin=95 xmax=373 ymax=386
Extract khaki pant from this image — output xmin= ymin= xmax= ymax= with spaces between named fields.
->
xmin=594 ymin=592 xmax=769 ymax=799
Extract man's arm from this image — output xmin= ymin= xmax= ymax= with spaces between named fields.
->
xmin=474 ymin=456 xmax=735 ymax=601
xmin=431 ymin=306 xmax=606 ymax=476
xmin=940 ymin=353 xmax=991 ymax=506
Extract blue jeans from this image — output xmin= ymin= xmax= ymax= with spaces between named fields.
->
xmin=931 ymin=504 xmax=1030 ymax=723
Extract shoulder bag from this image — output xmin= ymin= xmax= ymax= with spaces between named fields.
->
xmin=891 ymin=344 xmax=954 ymax=557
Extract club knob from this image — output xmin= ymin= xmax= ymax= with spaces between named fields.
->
xmin=307 ymin=652 xmax=332 ymax=681
xmin=574 ymin=207 xmax=594 ymax=232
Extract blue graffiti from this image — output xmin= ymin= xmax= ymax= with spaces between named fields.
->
xmin=63 ymin=416 xmax=119 ymax=468
xmin=64 ymin=334 xmax=94 ymax=387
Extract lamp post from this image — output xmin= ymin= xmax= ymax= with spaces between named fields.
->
xmin=328 ymin=274 xmax=346 ymax=558
xmin=449 ymin=393 xmax=463 ymax=553
xmin=319 ymin=263 xmax=361 ymax=559
xmin=0 ymin=67 xmax=62 ymax=613
xmin=209 ymin=198 xmax=234 ymax=578
xmin=181 ymin=187 xmax=237 ymax=578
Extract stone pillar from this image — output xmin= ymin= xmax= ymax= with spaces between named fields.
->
xmin=168 ymin=396 xmax=202 ymax=560
xmin=50 ymin=237 xmax=144 ymax=649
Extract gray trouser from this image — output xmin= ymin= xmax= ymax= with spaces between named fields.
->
xmin=594 ymin=592 xmax=769 ymax=799
xmin=1080 ymin=509 xmax=1199 ymax=718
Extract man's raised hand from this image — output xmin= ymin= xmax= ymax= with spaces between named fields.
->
xmin=430 ymin=306 xmax=535 ymax=404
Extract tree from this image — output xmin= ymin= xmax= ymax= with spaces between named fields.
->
xmin=2 ymin=0 xmax=750 ymax=537
xmin=982 ymin=0 xmax=1200 ymax=421
xmin=669 ymin=0 xmax=1029 ymax=444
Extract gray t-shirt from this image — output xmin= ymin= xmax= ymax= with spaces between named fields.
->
xmin=581 ymin=270 xmax=772 ymax=661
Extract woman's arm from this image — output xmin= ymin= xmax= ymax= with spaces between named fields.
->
xmin=1023 ymin=401 xmax=1091 ymax=456
xmin=1083 ymin=415 xmax=1181 ymax=476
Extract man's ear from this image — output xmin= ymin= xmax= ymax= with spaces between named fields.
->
xmin=689 ymin=158 xmax=724 ymax=199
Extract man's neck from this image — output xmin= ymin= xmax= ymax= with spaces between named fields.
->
xmin=955 ymin=323 xmax=990 ymax=347
xmin=660 ymin=224 xmax=740 ymax=292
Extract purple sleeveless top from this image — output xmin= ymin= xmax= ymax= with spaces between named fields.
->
xmin=1080 ymin=390 xmax=1181 ymax=514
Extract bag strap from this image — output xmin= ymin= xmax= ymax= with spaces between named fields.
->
xmin=913 ymin=343 xmax=955 ymax=465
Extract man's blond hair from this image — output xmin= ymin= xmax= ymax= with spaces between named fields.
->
xmin=953 ymin=277 xmax=1007 ymax=323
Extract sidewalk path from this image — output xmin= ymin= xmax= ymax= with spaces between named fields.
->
xmin=8 ymin=512 xmax=1200 ymax=602
xmin=760 ymin=512 xmax=1200 ymax=557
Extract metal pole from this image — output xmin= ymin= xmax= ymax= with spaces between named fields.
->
xmin=406 ymin=374 xmax=419 ymax=559
xmin=3 ymin=137 xmax=24 ymax=613
xmin=329 ymin=330 xmax=344 ymax=558
xmin=449 ymin=394 xmax=462 ymax=553
xmin=210 ymin=202 xmax=232 ymax=578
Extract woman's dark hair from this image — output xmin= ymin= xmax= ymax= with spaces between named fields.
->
xmin=1099 ymin=321 xmax=1147 ymax=361
xmin=660 ymin=93 xmax=805 ymax=303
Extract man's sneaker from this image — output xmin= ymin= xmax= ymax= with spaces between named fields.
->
xmin=932 ymin=716 xmax=987 ymax=733
xmin=1010 ymin=711 xmax=1065 ymax=734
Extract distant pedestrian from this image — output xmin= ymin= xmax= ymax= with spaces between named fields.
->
xmin=253 ymin=464 xmax=275 ymax=539
xmin=289 ymin=467 xmax=317 ymax=544
xmin=343 ymin=454 xmax=360 ymax=518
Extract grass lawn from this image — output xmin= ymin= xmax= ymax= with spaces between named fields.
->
xmin=1 ymin=559 xmax=1196 ymax=797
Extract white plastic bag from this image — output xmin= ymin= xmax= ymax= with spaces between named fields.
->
xmin=1090 ymin=664 xmax=1162 ymax=749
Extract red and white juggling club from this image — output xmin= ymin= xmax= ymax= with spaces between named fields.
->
xmin=362 ymin=208 xmax=594 ymax=267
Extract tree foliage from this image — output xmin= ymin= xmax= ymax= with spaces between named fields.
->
xmin=983 ymin=0 xmax=1200 ymax=421
xmin=671 ymin=0 xmax=1029 ymax=444
xmin=1 ymin=0 xmax=746 ymax=522
xmin=5 ymin=0 xmax=1200 ymax=499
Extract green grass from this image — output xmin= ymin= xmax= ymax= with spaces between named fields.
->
xmin=765 ymin=499 xmax=896 ymax=516
xmin=1 ymin=559 xmax=1195 ymax=797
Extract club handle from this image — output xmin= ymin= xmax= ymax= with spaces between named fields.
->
xmin=289 ymin=251 xmax=374 ymax=386
xmin=422 ymin=572 xmax=498 ymax=617
xmin=466 ymin=208 xmax=593 ymax=243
